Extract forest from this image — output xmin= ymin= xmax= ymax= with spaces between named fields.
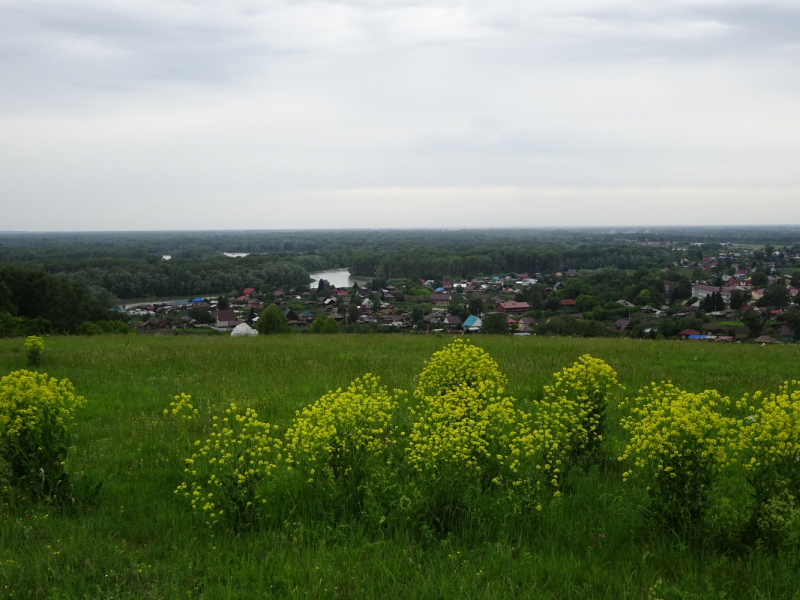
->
xmin=2 ymin=227 xmax=800 ymax=339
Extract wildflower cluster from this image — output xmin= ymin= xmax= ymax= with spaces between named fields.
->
xmin=407 ymin=382 xmax=517 ymax=485
xmin=619 ymin=383 xmax=737 ymax=532
xmin=23 ymin=336 xmax=44 ymax=368
xmin=736 ymin=381 xmax=800 ymax=544
xmin=407 ymin=344 xmax=620 ymax=522
xmin=0 ymin=370 xmax=85 ymax=501
xmin=517 ymin=356 xmax=621 ymax=490
xmin=285 ymin=374 xmax=398 ymax=488
xmin=176 ymin=403 xmax=282 ymax=528
xmin=540 ymin=355 xmax=620 ymax=459
xmin=163 ymin=393 xmax=198 ymax=421
xmin=414 ymin=338 xmax=507 ymax=401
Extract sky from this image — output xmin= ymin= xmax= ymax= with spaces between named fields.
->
xmin=1 ymin=0 xmax=799 ymax=231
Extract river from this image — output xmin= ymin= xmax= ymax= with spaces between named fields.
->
xmin=309 ymin=269 xmax=371 ymax=290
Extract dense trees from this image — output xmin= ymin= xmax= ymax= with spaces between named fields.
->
xmin=0 ymin=266 xmax=119 ymax=335
xmin=256 ymin=306 xmax=289 ymax=335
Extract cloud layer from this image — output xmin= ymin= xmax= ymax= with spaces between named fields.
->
xmin=1 ymin=0 xmax=799 ymax=230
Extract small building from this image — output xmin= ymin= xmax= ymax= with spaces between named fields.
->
xmin=463 ymin=315 xmax=482 ymax=332
xmin=678 ymin=329 xmax=701 ymax=340
xmin=429 ymin=293 xmax=452 ymax=306
xmin=615 ymin=319 xmax=631 ymax=332
xmin=495 ymin=301 xmax=531 ymax=314
xmin=217 ymin=309 xmax=238 ymax=328
xmin=444 ymin=315 xmax=462 ymax=328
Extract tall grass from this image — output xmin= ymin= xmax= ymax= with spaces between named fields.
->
xmin=1 ymin=335 xmax=799 ymax=599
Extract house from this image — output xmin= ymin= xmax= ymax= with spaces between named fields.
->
xmin=495 ymin=301 xmax=531 ymax=314
xmin=518 ymin=317 xmax=535 ymax=333
xmin=559 ymin=299 xmax=576 ymax=308
xmin=189 ymin=297 xmax=206 ymax=306
xmin=780 ymin=325 xmax=795 ymax=342
xmin=463 ymin=315 xmax=482 ymax=332
xmin=299 ymin=311 xmax=316 ymax=323
xmin=429 ymin=293 xmax=452 ymax=306
xmin=283 ymin=308 xmax=299 ymax=321
xmin=754 ymin=335 xmax=781 ymax=344
xmin=691 ymin=285 xmax=738 ymax=304
xmin=615 ymin=319 xmax=631 ymax=332
xmin=616 ymin=299 xmax=636 ymax=308
xmin=444 ymin=315 xmax=462 ymax=328
xmin=217 ymin=309 xmax=238 ymax=328
xmin=678 ymin=329 xmax=701 ymax=339
xmin=243 ymin=287 xmax=256 ymax=296
xmin=567 ymin=269 xmax=578 ymax=277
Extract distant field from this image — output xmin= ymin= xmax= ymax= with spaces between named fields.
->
xmin=1 ymin=335 xmax=800 ymax=599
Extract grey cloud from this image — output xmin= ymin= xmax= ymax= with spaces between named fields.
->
xmin=0 ymin=0 xmax=799 ymax=229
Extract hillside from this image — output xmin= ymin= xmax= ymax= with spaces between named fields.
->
xmin=1 ymin=335 xmax=799 ymax=599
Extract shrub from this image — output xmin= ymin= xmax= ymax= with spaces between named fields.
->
xmin=256 ymin=305 xmax=289 ymax=335
xmin=176 ymin=403 xmax=282 ymax=529
xmin=619 ymin=383 xmax=737 ymax=534
xmin=414 ymin=339 xmax=507 ymax=401
xmin=538 ymin=355 xmax=621 ymax=461
xmin=736 ymin=381 xmax=800 ymax=544
xmin=407 ymin=382 xmax=518 ymax=491
xmin=308 ymin=315 xmax=341 ymax=334
xmin=0 ymin=370 xmax=85 ymax=502
xmin=23 ymin=336 xmax=44 ymax=367
xmin=284 ymin=375 xmax=398 ymax=513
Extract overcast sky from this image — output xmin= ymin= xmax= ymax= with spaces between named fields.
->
xmin=1 ymin=0 xmax=799 ymax=231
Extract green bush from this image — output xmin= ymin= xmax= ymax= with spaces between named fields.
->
xmin=23 ymin=336 xmax=44 ymax=367
xmin=0 ymin=370 xmax=85 ymax=502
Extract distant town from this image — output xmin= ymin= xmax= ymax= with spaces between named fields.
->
xmin=122 ymin=241 xmax=800 ymax=344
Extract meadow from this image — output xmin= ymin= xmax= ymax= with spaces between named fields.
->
xmin=1 ymin=334 xmax=800 ymax=599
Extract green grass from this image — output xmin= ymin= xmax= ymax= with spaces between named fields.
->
xmin=2 ymin=335 xmax=800 ymax=599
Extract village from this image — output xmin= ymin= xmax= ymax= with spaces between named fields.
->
xmin=122 ymin=246 xmax=799 ymax=343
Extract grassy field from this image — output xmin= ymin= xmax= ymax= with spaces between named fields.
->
xmin=1 ymin=334 xmax=800 ymax=599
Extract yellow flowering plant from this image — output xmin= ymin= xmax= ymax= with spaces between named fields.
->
xmin=164 ymin=393 xmax=198 ymax=421
xmin=736 ymin=381 xmax=800 ymax=545
xmin=407 ymin=379 xmax=525 ymax=526
xmin=414 ymin=339 xmax=507 ymax=401
xmin=284 ymin=374 xmax=399 ymax=513
xmin=23 ymin=336 xmax=44 ymax=368
xmin=539 ymin=355 xmax=621 ymax=461
xmin=619 ymin=382 xmax=737 ymax=533
xmin=0 ymin=370 xmax=85 ymax=501
xmin=406 ymin=344 xmax=622 ymax=526
xmin=408 ymin=341 xmax=549 ymax=525
xmin=176 ymin=403 xmax=282 ymax=529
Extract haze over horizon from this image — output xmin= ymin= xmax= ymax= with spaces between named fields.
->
xmin=2 ymin=0 xmax=799 ymax=231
